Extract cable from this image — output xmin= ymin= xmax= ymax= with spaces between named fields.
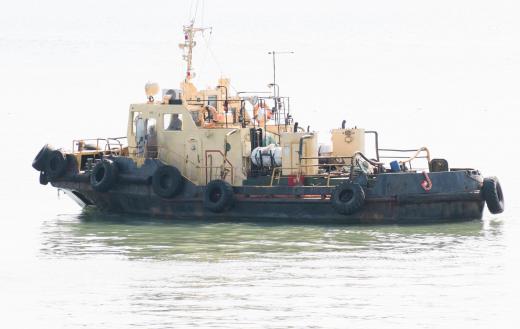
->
xmin=198 ymin=29 xmax=212 ymax=83
xmin=193 ymin=0 xmax=200 ymax=22
xmin=201 ymin=0 xmax=205 ymax=27
xmin=188 ymin=0 xmax=194 ymax=21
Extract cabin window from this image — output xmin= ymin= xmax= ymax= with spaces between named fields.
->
xmin=164 ymin=113 xmax=183 ymax=131
xmin=147 ymin=118 xmax=157 ymax=135
xmin=145 ymin=118 xmax=157 ymax=158
xmin=208 ymin=95 xmax=217 ymax=108
xmin=132 ymin=111 xmax=142 ymax=135
xmin=190 ymin=110 xmax=201 ymax=127
xmin=230 ymin=107 xmax=237 ymax=123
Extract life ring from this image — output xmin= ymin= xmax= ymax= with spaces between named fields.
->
xmin=204 ymin=105 xmax=218 ymax=122
xmin=90 ymin=159 xmax=119 ymax=192
xmin=204 ymin=179 xmax=234 ymax=212
xmin=331 ymin=182 xmax=365 ymax=215
xmin=482 ymin=176 xmax=504 ymax=214
xmin=152 ymin=165 xmax=184 ymax=198
xmin=45 ymin=150 xmax=68 ymax=180
xmin=253 ymin=102 xmax=272 ymax=125
xmin=32 ymin=144 xmax=53 ymax=171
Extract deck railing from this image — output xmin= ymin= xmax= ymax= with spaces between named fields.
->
xmin=377 ymin=147 xmax=431 ymax=171
xmin=72 ymin=137 xmax=127 ymax=156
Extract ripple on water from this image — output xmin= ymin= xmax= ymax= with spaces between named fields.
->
xmin=32 ymin=209 xmax=510 ymax=328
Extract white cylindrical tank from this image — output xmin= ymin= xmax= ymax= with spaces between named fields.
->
xmin=251 ymin=144 xmax=282 ymax=167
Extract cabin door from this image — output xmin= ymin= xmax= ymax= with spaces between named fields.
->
xmin=185 ymin=138 xmax=201 ymax=184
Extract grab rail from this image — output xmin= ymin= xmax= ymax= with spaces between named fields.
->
xmin=72 ymin=137 xmax=127 ymax=156
xmin=270 ymin=151 xmax=383 ymax=187
xmin=398 ymin=147 xmax=431 ymax=166
xmin=205 ymin=150 xmax=235 ymax=184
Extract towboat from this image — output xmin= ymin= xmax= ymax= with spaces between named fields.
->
xmin=32 ymin=22 xmax=504 ymax=224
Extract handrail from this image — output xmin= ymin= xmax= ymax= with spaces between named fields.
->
xmin=379 ymin=148 xmax=423 ymax=152
xmin=224 ymin=129 xmax=238 ymax=158
xmin=131 ymin=144 xmax=234 ymax=185
xmin=365 ymin=131 xmax=380 ymax=161
xmin=297 ymin=134 xmax=313 ymax=161
xmin=205 ymin=150 xmax=235 ymax=184
xmin=106 ymin=137 xmax=127 ymax=154
xmin=299 ymin=156 xmax=353 ymax=160
xmin=267 ymin=151 xmax=384 ymax=187
xmin=352 ymin=152 xmax=385 ymax=166
xmin=269 ymin=163 xmax=353 ymax=187
xmin=72 ymin=137 xmax=127 ymax=156
xmin=398 ymin=147 xmax=431 ymax=165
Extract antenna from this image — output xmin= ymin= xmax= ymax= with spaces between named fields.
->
xmin=267 ymin=50 xmax=294 ymax=89
xmin=179 ymin=20 xmax=212 ymax=82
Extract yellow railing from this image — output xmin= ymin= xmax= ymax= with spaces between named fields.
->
xmin=72 ymin=137 xmax=127 ymax=156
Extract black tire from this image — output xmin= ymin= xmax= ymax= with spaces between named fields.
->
xmin=39 ymin=171 xmax=49 ymax=185
xmin=152 ymin=166 xmax=184 ymax=198
xmin=331 ymin=182 xmax=365 ymax=215
xmin=482 ymin=177 xmax=504 ymax=214
xmin=45 ymin=150 xmax=67 ymax=180
xmin=32 ymin=144 xmax=53 ymax=171
xmin=204 ymin=179 xmax=234 ymax=213
xmin=90 ymin=159 xmax=119 ymax=192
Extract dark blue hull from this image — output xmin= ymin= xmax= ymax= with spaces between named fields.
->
xmin=52 ymin=167 xmax=486 ymax=224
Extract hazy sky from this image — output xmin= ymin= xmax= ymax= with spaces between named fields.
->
xmin=1 ymin=0 xmax=519 ymax=182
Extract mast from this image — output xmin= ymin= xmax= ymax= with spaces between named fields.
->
xmin=179 ymin=20 xmax=211 ymax=82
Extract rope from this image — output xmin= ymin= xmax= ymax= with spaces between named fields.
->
xmin=188 ymin=0 xmax=201 ymax=23
xmin=198 ymin=29 xmax=212 ymax=81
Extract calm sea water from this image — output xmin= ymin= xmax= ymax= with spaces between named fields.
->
xmin=2 ymin=0 xmax=520 ymax=327
xmin=1 ymin=187 xmax=518 ymax=328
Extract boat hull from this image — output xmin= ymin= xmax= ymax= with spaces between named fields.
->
xmin=53 ymin=181 xmax=485 ymax=224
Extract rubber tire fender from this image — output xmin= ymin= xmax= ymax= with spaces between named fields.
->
xmin=45 ymin=150 xmax=68 ymax=180
xmin=482 ymin=176 xmax=504 ymax=214
xmin=152 ymin=165 xmax=184 ymax=198
xmin=204 ymin=179 xmax=234 ymax=213
xmin=39 ymin=171 xmax=49 ymax=185
xmin=32 ymin=144 xmax=53 ymax=171
xmin=331 ymin=182 xmax=365 ymax=215
xmin=90 ymin=159 xmax=119 ymax=192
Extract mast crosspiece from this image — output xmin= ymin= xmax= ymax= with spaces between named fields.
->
xmin=179 ymin=20 xmax=212 ymax=82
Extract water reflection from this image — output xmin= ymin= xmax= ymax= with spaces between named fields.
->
xmin=36 ymin=210 xmax=508 ymax=328
xmin=39 ymin=208 xmax=503 ymax=261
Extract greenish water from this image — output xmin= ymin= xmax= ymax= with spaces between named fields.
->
xmin=2 ymin=198 xmax=515 ymax=328
xmin=42 ymin=209 xmax=498 ymax=261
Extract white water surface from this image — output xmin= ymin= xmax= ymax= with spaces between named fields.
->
xmin=1 ymin=0 xmax=519 ymax=328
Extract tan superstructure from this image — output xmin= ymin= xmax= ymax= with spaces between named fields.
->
xmin=113 ymin=21 xmax=367 ymax=187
